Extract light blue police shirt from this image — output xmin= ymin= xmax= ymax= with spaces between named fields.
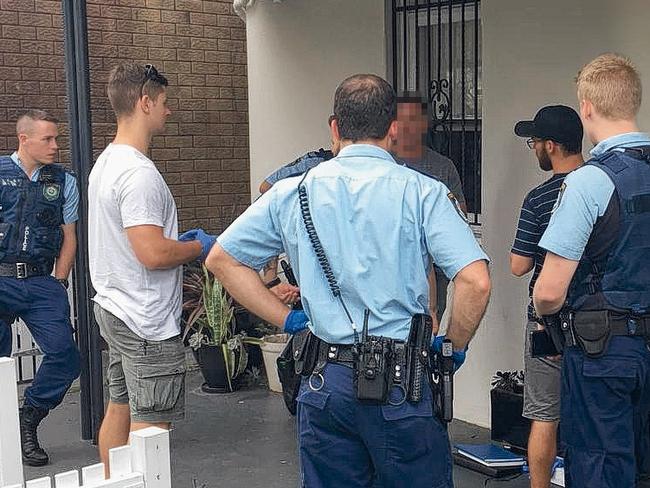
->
xmin=10 ymin=152 xmax=79 ymax=224
xmin=539 ymin=132 xmax=650 ymax=260
xmin=218 ymin=143 xmax=488 ymax=344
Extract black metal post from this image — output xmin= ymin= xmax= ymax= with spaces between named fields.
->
xmin=62 ymin=0 xmax=103 ymax=442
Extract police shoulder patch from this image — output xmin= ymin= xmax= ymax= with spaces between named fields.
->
xmin=448 ymin=192 xmax=468 ymax=223
xmin=552 ymin=182 xmax=566 ymax=213
xmin=43 ymin=183 xmax=61 ymax=201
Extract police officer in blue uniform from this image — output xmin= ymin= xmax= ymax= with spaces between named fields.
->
xmin=534 ymin=53 xmax=650 ymax=487
xmin=0 ymin=109 xmax=80 ymax=466
xmin=203 ymin=74 xmax=491 ymax=487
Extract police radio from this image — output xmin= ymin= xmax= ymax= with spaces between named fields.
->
xmin=354 ymin=309 xmax=392 ymax=403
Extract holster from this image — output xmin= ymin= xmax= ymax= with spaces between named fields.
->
xmin=572 ymin=311 xmax=611 ymax=358
xmin=276 ymin=329 xmax=321 ymax=416
xmin=276 ymin=337 xmax=300 ymax=415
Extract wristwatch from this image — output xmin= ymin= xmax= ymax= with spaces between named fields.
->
xmin=57 ymin=278 xmax=69 ymax=289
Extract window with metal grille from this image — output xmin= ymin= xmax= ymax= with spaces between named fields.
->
xmin=391 ymin=0 xmax=482 ymax=225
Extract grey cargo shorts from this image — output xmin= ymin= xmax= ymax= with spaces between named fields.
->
xmin=94 ymin=303 xmax=186 ymax=423
xmin=523 ymin=319 xmax=562 ymax=422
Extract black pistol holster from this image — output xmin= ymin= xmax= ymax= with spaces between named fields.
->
xmin=277 ymin=328 xmax=321 ymax=415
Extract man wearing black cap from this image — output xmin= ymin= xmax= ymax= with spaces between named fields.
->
xmin=510 ymin=105 xmax=583 ymax=488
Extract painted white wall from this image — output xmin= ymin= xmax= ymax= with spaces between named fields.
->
xmin=462 ymin=0 xmax=650 ymax=427
xmin=245 ymin=0 xmax=387 ymax=198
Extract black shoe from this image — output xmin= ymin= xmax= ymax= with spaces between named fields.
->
xmin=19 ymin=404 xmax=50 ymax=467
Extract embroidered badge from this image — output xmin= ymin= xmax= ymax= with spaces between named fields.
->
xmin=448 ymin=192 xmax=468 ymax=223
xmin=552 ymin=182 xmax=566 ymax=213
xmin=43 ymin=183 xmax=61 ymax=201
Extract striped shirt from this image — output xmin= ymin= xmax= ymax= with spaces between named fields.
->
xmin=511 ymin=173 xmax=568 ymax=320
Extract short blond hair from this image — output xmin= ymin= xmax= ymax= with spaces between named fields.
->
xmin=576 ymin=53 xmax=642 ymax=120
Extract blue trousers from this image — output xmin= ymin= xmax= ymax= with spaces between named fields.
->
xmin=0 ymin=276 xmax=80 ymax=411
xmin=561 ymin=337 xmax=650 ymax=488
xmin=296 ymin=363 xmax=453 ymax=488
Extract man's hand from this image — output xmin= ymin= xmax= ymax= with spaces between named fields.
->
xmin=283 ymin=310 xmax=309 ymax=334
xmin=270 ymin=283 xmax=300 ymax=305
xmin=179 ymin=228 xmax=217 ymax=262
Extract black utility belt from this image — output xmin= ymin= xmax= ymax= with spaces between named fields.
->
xmin=544 ymin=310 xmax=650 ymax=358
xmin=292 ymin=314 xmax=434 ymax=405
xmin=0 ymin=262 xmax=52 ymax=279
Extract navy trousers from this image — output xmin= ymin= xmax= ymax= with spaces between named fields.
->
xmin=296 ymin=362 xmax=453 ymax=488
xmin=0 ymin=276 xmax=80 ymax=411
xmin=561 ymin=336 xmax=650 ymax=488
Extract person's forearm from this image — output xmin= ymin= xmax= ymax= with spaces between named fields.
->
xmin=206 ymin=246 xmax=290 ymax=327
xmin=150 ymin=239 xmax=202 ymax=269
xmin=446 ymin=263 xmax=491 ymax=350
xmin=55 ymin=233 xmax=76 ymax=279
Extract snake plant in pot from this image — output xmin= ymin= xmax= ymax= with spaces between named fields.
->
xmin=182 ymin=264 xmax=262 ymax=393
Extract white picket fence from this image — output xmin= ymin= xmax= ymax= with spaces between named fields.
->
xmin=0 ymin=358 xmax=171 ymax=488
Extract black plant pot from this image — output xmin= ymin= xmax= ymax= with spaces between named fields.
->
xmin=194 ymin=344 xmax=240 ymax=394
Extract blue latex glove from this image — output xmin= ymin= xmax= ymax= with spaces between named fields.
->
xmin=283 ymin=310 xmax=309 ymax=335
xmin=179 ymin=228 xmax=217 ymax=262
xmin=431 ymin=335 xmax=467 ymax=372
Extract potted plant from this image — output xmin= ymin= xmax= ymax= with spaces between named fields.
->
xmin=182 ymin=264 xmax=262 ymax=393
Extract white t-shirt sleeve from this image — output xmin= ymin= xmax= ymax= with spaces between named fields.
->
xmin=117 ymin=167 xmax=167 ymax=229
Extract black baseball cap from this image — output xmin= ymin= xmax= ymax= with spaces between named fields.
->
xmin=514 ymin=105 xmax=583 ymax=147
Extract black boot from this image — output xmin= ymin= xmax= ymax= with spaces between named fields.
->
xmin=19 ymin=404 xmax=50 ymax=466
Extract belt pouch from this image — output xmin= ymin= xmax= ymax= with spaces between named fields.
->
xmin=572 ymin=311 xmax=611 ymax=358
xmin=277 ymin=336 xmax=300 ymax=415
xmin=354 ymin=336 xmax=392 ymax=403
xmin=292 ymin=329 xmax=319 ymax=376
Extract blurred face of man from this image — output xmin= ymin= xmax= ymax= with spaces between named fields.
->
xmin=395 ymin=102 xmax=428 ymax=155
xmin=19 ymin=120 xmax=59 ymax=165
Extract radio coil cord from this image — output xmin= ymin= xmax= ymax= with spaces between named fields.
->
xmin=297 ymin=171 xmax=359 ymax=343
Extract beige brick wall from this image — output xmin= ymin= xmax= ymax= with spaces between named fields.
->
xmin=0 ymin=0 xmax=249 ymax=233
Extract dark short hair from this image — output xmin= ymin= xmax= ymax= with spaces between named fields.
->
xmin=397 ymin=91 xmax=428 ymax=112
xmin=557 ymin=140 xmax=582 ymax=156
xmin=107 ymin=62 xmax=168 ymax=119
xmin=333 ymin=74 xmax=397 ymax=142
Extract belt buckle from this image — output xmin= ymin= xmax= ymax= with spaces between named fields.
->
xmin=16 ymin=263 xmax=27 ymax=279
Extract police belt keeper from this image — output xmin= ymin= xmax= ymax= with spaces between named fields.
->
xmin=542 ymin=309 xmax=650 ymax=358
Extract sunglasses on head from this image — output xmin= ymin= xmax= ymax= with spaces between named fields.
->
xmin=143 ymin=64 xmax=168 ymax=87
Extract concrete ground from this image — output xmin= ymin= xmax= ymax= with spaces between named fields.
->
xmin=23 ymin=370 xmax=531 ymax=487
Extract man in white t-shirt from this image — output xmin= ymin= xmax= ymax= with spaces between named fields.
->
xmin=88 ymin=62 xmax=216 ymax=474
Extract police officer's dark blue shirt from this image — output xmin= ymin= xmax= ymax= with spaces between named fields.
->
xmin=218 ymin=144 xmax=488 ymax=344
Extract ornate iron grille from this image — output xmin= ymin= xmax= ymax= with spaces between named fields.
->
xmin=391 ymin=0 xmax=482 ymax=223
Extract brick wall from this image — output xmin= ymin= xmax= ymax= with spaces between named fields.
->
xmin=0 ymin=0 xmax=249 ymax=233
